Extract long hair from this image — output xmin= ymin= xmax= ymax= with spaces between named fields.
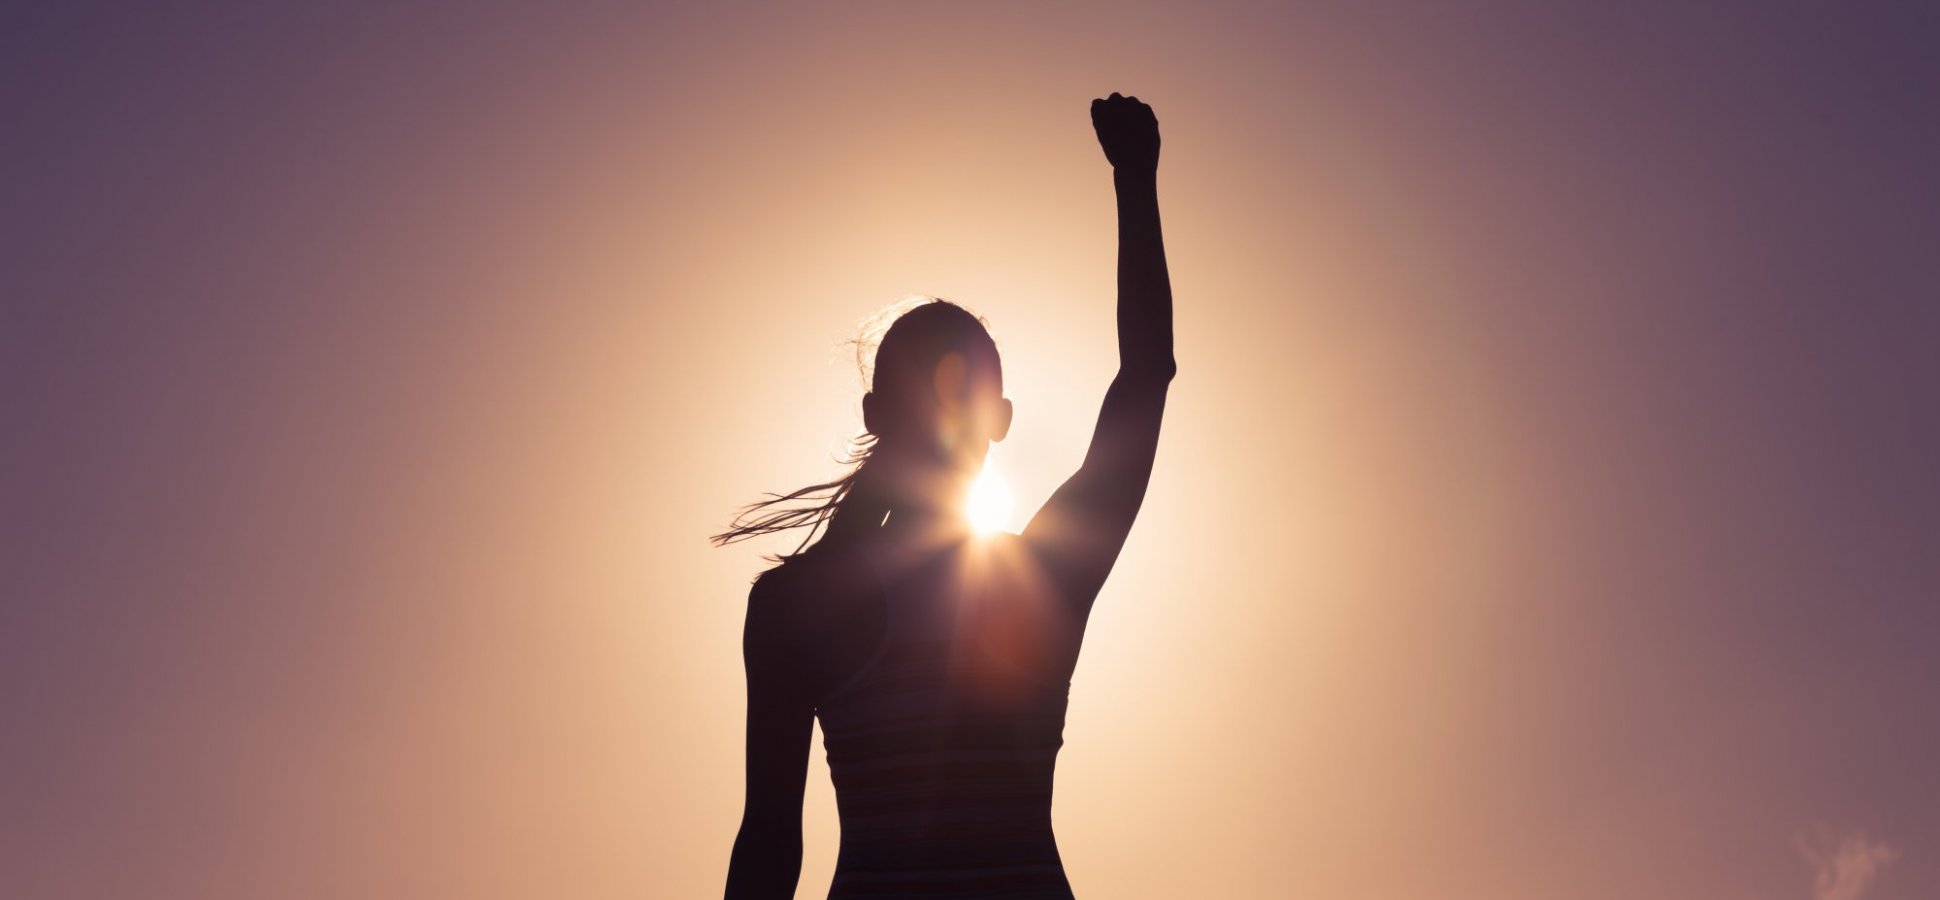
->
xmin=710 ymin=296 xmax=997 ymax=563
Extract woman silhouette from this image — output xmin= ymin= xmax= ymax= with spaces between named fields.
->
xmin=717 ymin=93 xmax=1172 ymax=899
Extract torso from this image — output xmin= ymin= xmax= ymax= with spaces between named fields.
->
xmin=767 ymin=531 xmax=1084 ymax=899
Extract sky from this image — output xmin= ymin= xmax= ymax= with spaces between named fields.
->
xmin=3 ymin=2 xmax=1937 ymax=898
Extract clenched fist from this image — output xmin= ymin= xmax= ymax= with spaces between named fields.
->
xmin=1091 ymin=92 xmax=1159 ymax=175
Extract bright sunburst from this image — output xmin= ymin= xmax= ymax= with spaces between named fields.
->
xmin=965 ymin=463 xmax=1015 ymax=535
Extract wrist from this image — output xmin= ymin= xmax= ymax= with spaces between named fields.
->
xmin=1113 ymin=167 xmax=1158 ymax=189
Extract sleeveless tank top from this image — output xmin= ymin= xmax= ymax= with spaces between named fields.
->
xmin=815 ymin=534 xmax=1081 ymax=899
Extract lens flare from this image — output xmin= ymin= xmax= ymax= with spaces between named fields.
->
xmin=965 ymin=464 xmax=1014 ymax=534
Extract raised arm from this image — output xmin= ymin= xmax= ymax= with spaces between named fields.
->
xmin=723 ymin=575 xmax=814 ymax=899
xmin=1022 ymin=93 xmax=1174 ymax=618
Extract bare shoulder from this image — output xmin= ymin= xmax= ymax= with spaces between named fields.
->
xmin=750 ymin=546 xmax=863 ymax=605
xmin=743 ymin=543 xmax=888 ymax=701
xmin=744 ymin=545 xmax=881 ymax=649
xmin=744 ymin=558 xmax=812 ymax=640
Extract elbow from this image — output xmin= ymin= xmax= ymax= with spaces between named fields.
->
xmin=1126 ymin=355 xmax=1176 ymax=384
xmin=734 ymin=803 xmax=804 ymax=847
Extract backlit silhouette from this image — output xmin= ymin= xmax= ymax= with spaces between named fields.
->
xmin=715 ymin=93 xmax=1173 ymax=899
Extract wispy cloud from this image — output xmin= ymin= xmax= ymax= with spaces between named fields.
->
xmin=1797 ymin=826 xmax=1897 ymax=900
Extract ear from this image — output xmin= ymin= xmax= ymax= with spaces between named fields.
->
xmin=862 ymin=391 xmax=882 ymax=436
xmin=990 ymin=398 xmax=1013 ymax=442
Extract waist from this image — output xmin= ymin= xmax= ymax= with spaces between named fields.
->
xmin=831 ymin=827 xmax=1071 ymax=899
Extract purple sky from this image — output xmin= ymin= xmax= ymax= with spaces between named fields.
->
xmin=4 ymin=2 xmax=1937 ymax=897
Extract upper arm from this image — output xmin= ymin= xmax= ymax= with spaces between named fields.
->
xmin=1023 ymin=140 xmax=1174 ymax=622
xmin=725 ymin=574 xmax=814 ymax=898
xmin=1021 ymin=366 xmax=1172 ymax=619
xmin=738 ymin=574 xmax=814 ymax=818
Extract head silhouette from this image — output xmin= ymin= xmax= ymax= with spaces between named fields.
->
xmin=710 ymin=298 xmax=1013 ymax=557
xmin=861 ymin=300 xmax=1012 ymax=512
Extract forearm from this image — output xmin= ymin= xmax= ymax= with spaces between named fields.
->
xmin=1113 ymin=169 xmax=1175 ymax=379
xmin=723 ymin=820 xmax=802 ymax=899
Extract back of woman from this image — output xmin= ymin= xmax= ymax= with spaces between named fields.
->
xmin=720 ymin=92 xmax=1172 ymax=899
xmin=814 ymin=533 xmax=1080 ymax=897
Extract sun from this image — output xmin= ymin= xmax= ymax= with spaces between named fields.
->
xmin=965 ymin=463 xmax=1015 ymax=535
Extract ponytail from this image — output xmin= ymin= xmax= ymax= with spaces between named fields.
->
xmin=712 ymin=296 xmax=992 ymax=567
xmin=708 ymin=434 xmax=886 ymax=562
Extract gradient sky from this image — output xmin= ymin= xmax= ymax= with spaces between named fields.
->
xmin=4 ymin=2 xmax=1937 ymax=898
